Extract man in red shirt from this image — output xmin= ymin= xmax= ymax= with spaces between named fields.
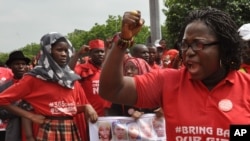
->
xmin=74 ymin=39 xmax=111 ymax=116
xmin=146 ymin=43 xmax=160 ymax=69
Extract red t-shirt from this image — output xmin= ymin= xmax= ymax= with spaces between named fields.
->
xmin=135 ymin=68 xmax=250 ymax=140
xmin=75 ymin=62 xmax=111 ymax=116
xmin=0 ymin=75 xmax=89 ymax=116
xmin=150 ymin=62 xmax=161 ymax=70
xmin=0 ymin=75 xmax=90 ymax=140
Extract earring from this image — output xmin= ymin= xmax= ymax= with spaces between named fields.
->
xmin=220 ymin=59 xmax=222 ymax=68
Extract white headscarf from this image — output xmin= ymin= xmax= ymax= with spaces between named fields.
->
xmin=238 ymin=23 xmax=250 ymax=41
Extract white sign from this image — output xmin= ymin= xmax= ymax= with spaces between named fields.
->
xmin=89 ymin=114 xmax=166 ymax=141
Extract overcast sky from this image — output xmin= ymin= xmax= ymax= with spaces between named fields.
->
xmin=0 ymin=0 xmax=166 ymax=53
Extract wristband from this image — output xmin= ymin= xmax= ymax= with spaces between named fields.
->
xmin=112 ymin=33 xmax=134 ymax=49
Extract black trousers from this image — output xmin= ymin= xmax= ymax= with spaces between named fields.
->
xmin=0 ymin=131 xmax=5 ymax=141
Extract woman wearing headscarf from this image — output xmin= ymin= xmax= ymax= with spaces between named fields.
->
xmin=123 ymin=57 xmax=152 ymax=76
xmin=0 ymin=32 xmax=97 ymax=141
xmin=108 ymin=57 xmax=158 ymax=119
xmin=161 ymin=49 xmax=182 ymax=69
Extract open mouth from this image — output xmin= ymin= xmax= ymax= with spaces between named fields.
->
xmin=186 ymin=61 xmax=199 ymax=74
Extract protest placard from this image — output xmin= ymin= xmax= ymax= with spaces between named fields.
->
xmin=89 ymin=114 xmax=166 ymax=141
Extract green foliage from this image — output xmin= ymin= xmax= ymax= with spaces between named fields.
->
xmin=20 ymin=43 xmax=40 ymax=59
xmin=2 ymin=1 xmax=249 ymax=63
xmin=0 ymin=43 xmax=40 ymax=65
xmin=67 ymin=29 xmax=88 ymax=50
xmin=163 ymin=0 xmax=250 ymax=48
xmin=134 ymin=26 xmax=150 ymax=44
xmin=67 ymin=15 xmax=150 ymax=51
xmin=0 ymin=15 xmax=150 ymax=63
xmin=0 ymin=53 xmax=9 ymax=66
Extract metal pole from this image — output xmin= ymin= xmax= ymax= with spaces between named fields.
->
xmin=149 ymin=0 xmax=161 ymax=44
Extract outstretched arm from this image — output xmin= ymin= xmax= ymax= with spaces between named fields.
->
xmin=99 ymin=10 xmax=144 ymax=106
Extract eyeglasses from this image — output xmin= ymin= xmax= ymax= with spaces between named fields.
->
xmin=180 ymin=40 xmax=219 ymax=51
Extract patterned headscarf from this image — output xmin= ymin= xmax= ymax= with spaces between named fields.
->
xmin=123 ymin=57 xmax=152 ymax=75
xmin=27 ymin=32 xmax=80 ymax=89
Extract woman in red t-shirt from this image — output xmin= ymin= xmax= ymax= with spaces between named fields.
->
xmin=0 ymin=32 xmax=98 ymax=141
xmin=99 ymin=9 xmax=250 ymax=141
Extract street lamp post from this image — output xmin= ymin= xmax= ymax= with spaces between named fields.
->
xmin=149 ymin=0 xmax=161 ymax=44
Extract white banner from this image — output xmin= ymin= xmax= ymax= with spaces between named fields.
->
xmin=0 ymin=119 xmax=6 ymax=131
xmin=89 ymin=114 xmax=166 ymax=141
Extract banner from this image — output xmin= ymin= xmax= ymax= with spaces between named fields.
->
xmin=89 ymin=114 xmax=166 ymax=141
xmin=0 ymin=119 xmax=6 ymax=131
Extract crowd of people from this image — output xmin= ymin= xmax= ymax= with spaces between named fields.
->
xmin=0 ymin=6 xmax=250 ymax=141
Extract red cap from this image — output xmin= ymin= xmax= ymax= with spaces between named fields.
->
xmin=89 ymin=39 xmax=105 ymax=49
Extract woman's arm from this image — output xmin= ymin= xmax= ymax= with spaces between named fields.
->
xmin=22 ymin=117 xmax=35 ymax=141
xmin=99 ymin=10 xmax=144 ymax=106
xmin=1 ymin=105 xmax=45 ymax=124
xmin=77 ymin=104 xmax=98 ymax=123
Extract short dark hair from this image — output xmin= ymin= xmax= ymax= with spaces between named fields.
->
xmin=178 ymin=7 xmax=243 ymax=71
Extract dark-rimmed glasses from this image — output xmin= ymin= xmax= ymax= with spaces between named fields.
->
xmin=180 ymin=40 xmax=219 ymax=51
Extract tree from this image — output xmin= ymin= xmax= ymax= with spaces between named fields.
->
xmin=0 ymin=14 xmax=150 ymax=63
xmin=68 ymin=15 xmax=150 ymax=51
xmin=21 ymin=43 xmax=40 ymax=59
xmin=0 ymin=43 xmax=40 ymax=66
xmin=163 ymin=0 xmax=250 ymax=48
xmin=0 ymin=53 xmax=9 ymax=66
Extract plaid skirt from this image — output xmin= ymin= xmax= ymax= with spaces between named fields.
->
xmin=36 ymin=118 xmax=82 ymax=141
